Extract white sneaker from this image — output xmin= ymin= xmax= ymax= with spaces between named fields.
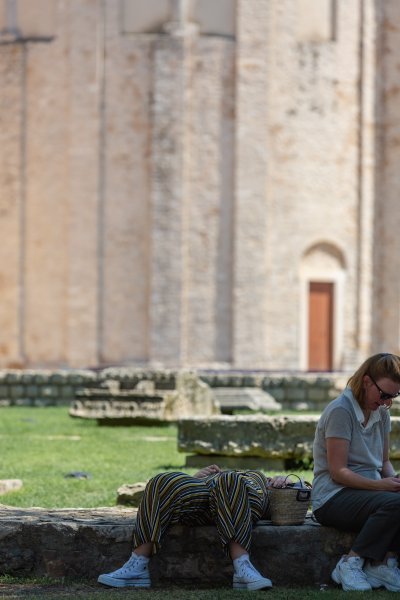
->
xmin=97 ymin=553 xmax=151 ymax=588
xmin=233 ymin=558 xmax=272 ymax=591
xmin=364 ymin=557 xmax=400 ymax=591
xmin=331 ymin=556 xmax=371 ymax=591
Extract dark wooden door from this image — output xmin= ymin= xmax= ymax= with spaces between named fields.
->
xmin=308 ymin=281 xmax=333 ymax=371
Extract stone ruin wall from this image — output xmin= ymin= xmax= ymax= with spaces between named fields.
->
xmin=0 ymin=367 xmax=345 ymax=410
xmin=0 ymin=1 xmax=400 ymax=371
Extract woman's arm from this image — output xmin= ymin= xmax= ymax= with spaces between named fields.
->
xmin=327 ymin=437 xmax=400 ymax=491
xmin=381 ymin=434 xmax=399 ymax=478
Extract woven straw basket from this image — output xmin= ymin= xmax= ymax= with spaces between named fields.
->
xmin=269 ymin=475 xmax=312 ymax=526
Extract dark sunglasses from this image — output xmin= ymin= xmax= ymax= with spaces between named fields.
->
xmin=369 ymin=374 xmax=400 ymax=402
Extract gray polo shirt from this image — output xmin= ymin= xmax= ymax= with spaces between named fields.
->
xmin=311 ymin=388 xmax=391 ymax=512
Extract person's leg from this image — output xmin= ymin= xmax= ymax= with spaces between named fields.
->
xmin=315 ymin=488 xmax=400 ymax=591
xmin=98 ymin=472 xmax=210 ymax=588
xmin=210 ymin=471 xmax=272 ymax=591
xmin=316 ymin=488 xmax=400 ymax=561
xmin=134 ymin=471 xmax=210 ymax=552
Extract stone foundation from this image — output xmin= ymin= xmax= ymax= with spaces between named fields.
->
xmin=0 ymin=506 xmax=355 ymax=587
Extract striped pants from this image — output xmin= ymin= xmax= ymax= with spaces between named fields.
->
xmin=134 ymin=470 xmax=270 ymax=556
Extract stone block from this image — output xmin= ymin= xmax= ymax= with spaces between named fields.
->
xmin=179 ymin=416 xmax=400 ymax=466
xmin=212 ymin=387 xmax=281 ymax=414
xmin=33 ymin=398 xmax=53 ymax=407
xmin=61 ymin=386 xmax=75 ymax=398
xmin=285 ymin=387 xmax=307 ymax=402
xmin=178 ymin=415 xmax=318 ymax=460
xmin=26 ymin=385 xmax=39 ymax=398
xmin=0 ymin=385 xmax=9 ymax=398
xmin=5 ymin=373 xmax=22 ymax=383
xmin=14 ymin=398 xmax=32 ymax=406
xmin=266 ymin=388 xmax=285 ymax=401
xmin=117 ymin=483 xmax=146 ymax=507
xmin=10 ymin=385 xmax=25 ymax=398
xmin=41 ymin=386 xmax=57 ymax=398
xmin=0 ymin=479 xmax=23 ymax=495
xmin=307 ymin=387 xmax=326 ymax=402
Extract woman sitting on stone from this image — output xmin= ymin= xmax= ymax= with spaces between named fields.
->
xmin=312 ymin=352 xmax=400 ymax=592
xmin=98 ymin=465 xmax=288 ymax=591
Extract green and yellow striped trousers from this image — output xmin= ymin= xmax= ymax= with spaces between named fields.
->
xmin=134 ymin=470 xmax=271 ymax=556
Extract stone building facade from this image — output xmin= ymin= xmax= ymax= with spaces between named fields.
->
xmin=0 ymin=0 xmax=399 ymax=372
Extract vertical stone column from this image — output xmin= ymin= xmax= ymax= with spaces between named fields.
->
xmin=375 ymin=0 xmax=400 ymax=353
xmin=149 ymin=3 xmax=198 ymax=364
xmin=356 ymin=0 xmax=382 ymax=360
xmin=100 ymin=0 xmax=153 ymax=365
xmin=233 ymin=0 xmax=270 ymax=368
xmin=65 ymin=0 xmax=102 ymax=367
xmin=0 ymin=43 xmax=24 ymax=366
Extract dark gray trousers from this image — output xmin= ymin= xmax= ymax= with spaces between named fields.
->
xmin=314 ymin=488 xmax=400 ymax=561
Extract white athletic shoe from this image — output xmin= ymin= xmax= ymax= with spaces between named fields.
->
xmin=364 ymin=557 xmax=400 ymax=591
xmin=233 ymin=558 xmax=273 ymax=591
xmin=97 ymin=553 xmax=151 ymax=588
xmin=331 ymin=556 xmax=371 ymax=591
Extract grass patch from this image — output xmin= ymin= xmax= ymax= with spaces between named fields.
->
xmin=0 ymin=406 xmax=187 ymax=508
xmin=0 ymin=576 xmax=395 ymax=599
xmin=0 ymin=406 xmax=311 ymax=508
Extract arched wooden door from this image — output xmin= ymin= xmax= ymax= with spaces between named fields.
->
xmin=308 ymin=281 xmax=334 ymax=371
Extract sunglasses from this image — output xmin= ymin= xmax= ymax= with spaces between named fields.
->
xmin=369 ymin=374 xmax=400 ymax=402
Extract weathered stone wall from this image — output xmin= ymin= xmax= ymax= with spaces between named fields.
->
xmin=200 ymin=371 xmax=347 ymax=411
xmin=178 ymin=414 xmax=400 ymax=470
xmin=0 ymin=506 xmax=357 ymax=587
xmin=0 ymin=1 xmax=398 ymax=371
xmin=0 ymin=368 xmax=345 ymax=409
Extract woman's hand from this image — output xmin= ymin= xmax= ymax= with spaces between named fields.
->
xmin=193 ymin=464 xmax=221 ymax=478
xmin=378 ymin=477 xmax=400 ymax=492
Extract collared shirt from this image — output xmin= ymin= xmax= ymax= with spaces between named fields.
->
xmin=311 ymin=388 xmax=391 ymax=512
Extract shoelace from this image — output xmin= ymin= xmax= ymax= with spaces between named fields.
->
xmin=120 ymin=556 xmax=142 ymax=574
xmin=238 ymin=560 xmax=260 ymax=579
xmin=346 ymin=561 xmax=368 ymax=583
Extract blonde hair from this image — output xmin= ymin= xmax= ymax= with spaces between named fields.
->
xmin=347 ymin=352 xmax=400 ymax=404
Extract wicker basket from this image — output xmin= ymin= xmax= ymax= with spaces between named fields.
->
xmin=269 ymin=475 xmax=311 ymax=526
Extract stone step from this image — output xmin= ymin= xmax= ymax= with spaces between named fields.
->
xmin=0 ymin=506 xmax=355 ymax=587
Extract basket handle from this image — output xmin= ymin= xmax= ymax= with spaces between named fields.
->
xmin=282 ymin=473 xmax=305 ymax=487
xmin=282 ymin=474 xmax=312 ymax=501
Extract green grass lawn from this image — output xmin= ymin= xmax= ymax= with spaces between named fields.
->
xmin=0 ymin=406 xmax=190 ymax=508
xmin=0 ymin=406 xmax=311 ymax=508
xmin=0 ymin=577 xmax=396 ymax=599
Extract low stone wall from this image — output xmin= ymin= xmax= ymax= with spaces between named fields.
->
xmin=0 ymin=368 xmax=203 ymax=408
xmin=1 ymin=368 xmax=399 ymax=415
xmin=179 ymin=415 xmax=400 ymax=470
xmin=199 ymin=371 xmax=348 ymax=411
xmin=0 ymin=368 xmax=347 ymax=411
xmin=0 ymin=506 xmax=355 ymax=587
xmin=0 ymin=370 xmax=95 ymax=406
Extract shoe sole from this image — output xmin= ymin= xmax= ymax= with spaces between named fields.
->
xmin=97 ymin=574 xmax=151 ymax=588
xmin=365 ymin=574 xmax=400 ymax=592
xmin=233 ymin=580 xmax=272 ymax=591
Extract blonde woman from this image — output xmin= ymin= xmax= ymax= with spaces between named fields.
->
xmin=312 ymin=353 xmax=400 ymax=592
